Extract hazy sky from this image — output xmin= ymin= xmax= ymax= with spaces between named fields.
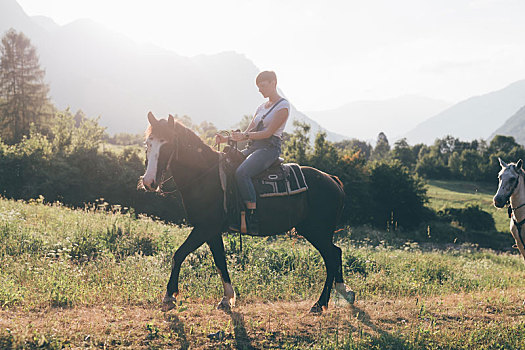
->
xmin=16 ymin=0 xmax=525 ymax=111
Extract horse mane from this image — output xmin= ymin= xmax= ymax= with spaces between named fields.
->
xmin=144 ymin=119 xmax=218 ymax=158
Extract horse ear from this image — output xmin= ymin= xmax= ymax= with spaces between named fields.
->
xmin=147 ymin=111 xmax=158 ymax=125
xmin=168 ymin=114 xmax=175 ymax=129
xmin=518 ymin=159 xmax=523 ymax=169
xmin=499 ymin=157 xmax=508 ymax=168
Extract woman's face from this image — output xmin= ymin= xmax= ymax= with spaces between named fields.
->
xmin=257 ymin=80 xmax=276 ymax=98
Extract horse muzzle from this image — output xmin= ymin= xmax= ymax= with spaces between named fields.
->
xmin=493 ymin=194 xmax=507 ymax=208
xmin=141 ymin=176 xmax=159 ymax=192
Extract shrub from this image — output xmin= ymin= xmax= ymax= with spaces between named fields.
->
xmin=438 ymin=205 xmax=496 ymax=231
xmin=368 ymin=160 xmax=429 ymax=229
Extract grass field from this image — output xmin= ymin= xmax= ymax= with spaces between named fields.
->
xmin=426 ymin=179 xmax=508 ymax=232
xmin=1 ymin=180 xmax=525 ymax=349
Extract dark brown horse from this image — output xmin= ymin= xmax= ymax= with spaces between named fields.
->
xmin=141 ymin=112 xmax=355 ymax=313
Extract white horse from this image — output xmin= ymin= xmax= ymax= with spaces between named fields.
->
xmin=493 ymin=157 xmax=525 ymax=262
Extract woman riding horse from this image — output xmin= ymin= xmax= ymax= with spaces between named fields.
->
xmin=142 ymin=75 xmax=355 ymax=313
xmin=215 ymin=71 xmax=290 ymax=233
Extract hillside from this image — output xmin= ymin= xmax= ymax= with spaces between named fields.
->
xmin=307 ymin=95 xmax=450 ymax=142
xmin=0 ymin=0 xmax=346 ymax=141
xmin=491 ymin=105 xmax=525 ymax=145
xmin=403 ymin=80 xmax=525 ymax=144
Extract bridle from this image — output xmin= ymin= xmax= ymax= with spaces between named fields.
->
xmin=152 ymin=135 xmax=220 ymax=196
xmin=503 ymin=168 xmax=525 ymax=247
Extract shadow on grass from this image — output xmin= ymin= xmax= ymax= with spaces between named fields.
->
xmin=350 ymin=305 xmax=388 ymax=336
xmin=428 ymin=179 xmax=496 ymax=195
xmin=167 ymin=314 xmax=190 ymax=350
xmin=230 ymin=311 xmax=255 ymax=350
xmin=349 ymin=305 xmax=414 ymax=349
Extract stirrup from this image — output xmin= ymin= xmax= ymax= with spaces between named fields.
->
xmin=229 ymin=211 xmax=258 ymax=234
xmin=229 ymin=211 xmax=248 ymax=233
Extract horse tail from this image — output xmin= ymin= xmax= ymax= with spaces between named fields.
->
xmin=330 ymin=175 xmax=344 ymax=192
xmin=329 ymin=174 xmax=346 ymax=228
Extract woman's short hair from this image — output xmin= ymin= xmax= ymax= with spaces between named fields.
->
xmin=256 ymin=71 xmax=277 ymax=84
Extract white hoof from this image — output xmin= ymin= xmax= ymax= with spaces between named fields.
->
xmin=162 ymin=293 xmax=177 ymax=312
xmin=217 ymin=293 xmax=235 ymax=311
xmin=335 ymin=283 xmax=356 ymax=304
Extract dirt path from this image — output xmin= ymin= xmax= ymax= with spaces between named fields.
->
xmin=1 ymin=289 xmax=524 ymax=349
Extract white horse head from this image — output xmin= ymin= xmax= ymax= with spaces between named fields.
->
xmin=493 ymin=157 xmax=523 ymax=208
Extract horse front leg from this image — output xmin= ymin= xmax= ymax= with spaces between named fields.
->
xmin=333 ymin=245 xmax=356 ymax=305
xmin=163 ymin=226 xmax=210 ymax=311
xmin=207 ymin=234 xmax=235 ymax=311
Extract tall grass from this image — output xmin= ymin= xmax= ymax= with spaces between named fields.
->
xmin=1 ymin=196 xmax=524 ymax=312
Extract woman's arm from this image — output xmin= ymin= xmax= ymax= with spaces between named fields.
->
xmin=243 ymin=115 xmax=258 ymax=132
xmin=232 ymin=108 xmax=289 ymax=141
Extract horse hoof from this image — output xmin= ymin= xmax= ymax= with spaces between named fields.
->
xmin=309 ymin=303 xmax=325 ymax=314
xmin=162 ymin=294 xmax=177 ymax=312
xmin=345 ymin=290 xmax=356 ymax=305
xmin=335 ymin=283 xmax=356 ymax=305
xmin=162 ymin=300 xmax=176 ymax=312
xmin=217 ymin=298 xmax=233 ymax=312
xmin=217 ymin=302 xmax=231 ymax=312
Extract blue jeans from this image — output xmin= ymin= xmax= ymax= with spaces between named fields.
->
xmin=235 ymin=137 xmax=281 ymax=204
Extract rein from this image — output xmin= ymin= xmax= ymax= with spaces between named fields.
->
xmin=157 ymin=141 xmax=220 ymax=196
xmin=505 ymin=170 xmax=525 ymax=249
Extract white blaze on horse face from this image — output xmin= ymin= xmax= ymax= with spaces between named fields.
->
xmin=496 ymin=166 xmax=518 ymax=200
xmin=143 ymin=136 xmax=167 ymax=190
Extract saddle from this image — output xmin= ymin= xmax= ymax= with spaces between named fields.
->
xmin=219 ymin=146 xmax=308 ymax=233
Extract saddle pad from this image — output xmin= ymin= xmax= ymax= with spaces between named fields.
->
xmin=253 ymin=163 xmax=308 ymax=198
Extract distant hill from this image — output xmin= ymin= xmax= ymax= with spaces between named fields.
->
xmin=0 ymin=0 xmax=346 ymax=141
xmin=491 ymin=105 xmax=525 ymax=145
xmin=306 ymin=95 xmax=450 ymax=142
xmin=403 ymin=80 xmax=525 ymax=144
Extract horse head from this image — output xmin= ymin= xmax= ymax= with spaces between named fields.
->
xmin=141 ymin=112 xmax=176 ymax=191
xmin=493 ymin=157 xmax=524 ymax=208
xmin=140 ymin=111 xmax=216 ymax=192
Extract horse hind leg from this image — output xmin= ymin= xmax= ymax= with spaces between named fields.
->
xmin=300 ymin=230 xmax=339 ymax=313
xmin=333 ymin=245 xmax=356 ymax=305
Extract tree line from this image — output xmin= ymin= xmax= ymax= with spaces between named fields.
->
xmin=0 ymin=29 xmax=509 ymax=243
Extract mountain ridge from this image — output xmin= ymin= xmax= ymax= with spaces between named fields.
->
xmin=1 ymin=1 xmax=347 ymax=140
xmin=306 ymin=95 xmax=450 ymax=142
xmin=403 ymin=80 xmax=525 ymax=144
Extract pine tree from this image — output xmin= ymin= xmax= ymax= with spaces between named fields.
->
xmin=0 ymin=29 xmax=50 ymax=144
xmin=371 ymin=132 xmax=391 ymax=160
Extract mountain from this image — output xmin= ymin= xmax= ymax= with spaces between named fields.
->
xmin=491 ymin=105 xmax=525 ymax=145
xmin=0 ymin=0 xmax=346 ymax=141
xmin=403 ymin=80 xmax=525 ymax=144
xmin=306 ymin=95 xmax=450 ymax=142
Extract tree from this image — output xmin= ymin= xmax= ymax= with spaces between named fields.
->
xmin=488 ymin=135 xmax=520 ymax=154
xmin=371 ymin=132 xmax=390 ymax=160
xmin=310 ymin=131 xmax=339 ymax=172
xmin=391 ymin=138 xmax=417 ymax=169
xmin=282 ymin=120 xmax=311 ymax=165
xmin=0 ymin=29 xmax=51 ymax=144
xmin=369 ymin=160 xmax=428 ymax=229
xmin=334 ymin=138 xmax=372 ymax=160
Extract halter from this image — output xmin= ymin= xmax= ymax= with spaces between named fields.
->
xmin=155 ymin=136 xmax=219 ymax=196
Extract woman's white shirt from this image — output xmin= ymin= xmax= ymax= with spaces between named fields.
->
xmin=252 ymin=99 xmax=290 ymax=139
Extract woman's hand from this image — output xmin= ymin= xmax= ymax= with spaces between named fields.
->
xmin=215 ymin=133 xmax=228 ymax=144
xmin=231 ymin=131 xmax=247 ymax=142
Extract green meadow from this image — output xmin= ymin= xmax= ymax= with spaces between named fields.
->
xmin=0 ymin=180 xmax=524 ymax=349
